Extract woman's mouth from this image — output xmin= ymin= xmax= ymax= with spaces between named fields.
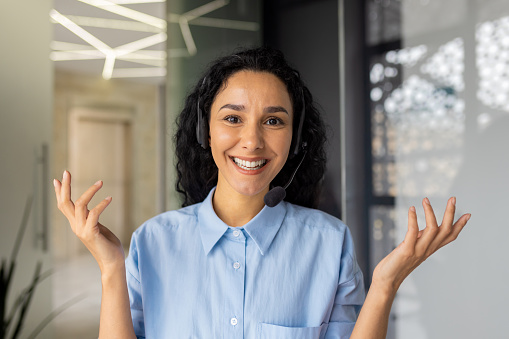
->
xmin=231 ymin=157 xmax=268 ymax=171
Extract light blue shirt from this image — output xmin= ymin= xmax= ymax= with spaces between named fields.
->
xmin=126 ymin=188 xmax=365 ymax=339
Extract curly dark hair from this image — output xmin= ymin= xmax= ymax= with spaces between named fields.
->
xmin=174 ymin=46 xmax=327 ymax=208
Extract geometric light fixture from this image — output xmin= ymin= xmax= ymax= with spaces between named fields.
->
xmin=51 ymin=0 xmax=259 ymax=79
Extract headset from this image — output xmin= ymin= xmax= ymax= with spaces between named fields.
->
xmin=196 ymin=76 xmax=306 ymax=157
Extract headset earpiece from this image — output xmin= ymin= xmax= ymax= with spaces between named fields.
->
xmin=290 ymin=91 xmax=306 ymax=158
xmin=196 ymin=78 xmax=209 ymax=149
xmin=290 ymin=83 xmax=306 ymax=158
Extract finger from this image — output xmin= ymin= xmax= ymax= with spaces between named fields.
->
xmin=60 ymin=170 xmax=71 ymax=201
xmin=54 ymin=177 xmax=73 ymax=219
xmin=423 ymin=197 xmax=439 ymax=229
xmin=438 ymin=213 xmax=471 ymax=249
xmin=59 ymin=170 xmax=75 ymax=217
xmin=75 ymin=180 xmax=104 ymax=224
xmin=85 ymin=196 xmax=113 ymax=230
xmin=441 ymin=196 xmax=456 ymax=228
xmin=417 ymin=198 xmax=439 ymax=253
xmin=53 ymin=178 xmax=61 ymax=202
xmin=53 ymin=178 xmax=67 ymax=218
xmin=428 ymin=197 xmax=456 ymax=252
xmin=54 ymin=177 xmax=77 ymax=232
xmin=403 ymin=206 xmax=419 ymax=249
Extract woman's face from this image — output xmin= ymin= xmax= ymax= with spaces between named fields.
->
xmin=209 ymin=70 xmax=293 ymax=198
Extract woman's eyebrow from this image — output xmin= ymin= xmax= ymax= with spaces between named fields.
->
xmin=264 ymin=106 xmax=289 ymax=115
xmin=219 ymin=104 xmax=245 ymax=111
xmin=218 ymin=104 xmax=289 ymax=115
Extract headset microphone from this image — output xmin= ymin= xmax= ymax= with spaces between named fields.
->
xmin=264 ymin=147 xmax=307 ymax=207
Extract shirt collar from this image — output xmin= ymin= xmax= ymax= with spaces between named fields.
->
xmin=197 ymin=187 xmax=287 ymax=256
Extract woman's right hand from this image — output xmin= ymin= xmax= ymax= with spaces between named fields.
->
xmin=54 ymin=170 xmax=125 ymax=273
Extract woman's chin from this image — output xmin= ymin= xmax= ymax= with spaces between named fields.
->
xmin=218 ymin=180 xmax=270 ymax=200
xmin=234 ymin=184 xmax=270 ymax=198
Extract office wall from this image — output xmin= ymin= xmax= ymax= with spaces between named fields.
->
xmin=0 ymin=0 xmax=54 ymax=338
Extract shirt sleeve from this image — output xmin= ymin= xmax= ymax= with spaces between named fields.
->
xmin=325 ymin=227 xmax=366 ymax=338
xmin=125 ymin=231 xmax=146 ymax=339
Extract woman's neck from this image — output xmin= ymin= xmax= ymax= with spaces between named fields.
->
xmin=212 ymin=183 xmax=268 ymax=227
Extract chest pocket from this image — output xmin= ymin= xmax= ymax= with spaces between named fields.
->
xmin=257 ymin=322 xmax=328 ymax=339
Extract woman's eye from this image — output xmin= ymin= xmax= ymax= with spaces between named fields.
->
xmin=224 ymin=115 xmax=240 ymax=124
xmin=266 ymin=117 xmax=284 ymax=126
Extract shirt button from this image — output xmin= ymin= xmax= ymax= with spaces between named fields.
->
xmin=230 ymin=317 xmax=238 ymax=326
xmin=233 ymin=262 xmax=241 ymax=270
xmin=233 ymin=230 xmax=241 ymax=237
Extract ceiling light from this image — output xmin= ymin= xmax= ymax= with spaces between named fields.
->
xmin=78 ymin=0 xmax=166 ymax=29
xmin=115 ymin=32 xmax=167 ymax=56
xmin=183 ymin=0 xmax=229 ymax=21
xmin=50 ymin=9 xmax=113 ymax=56
xmin=107 ymin=0 xmax=165 ymax=4
xmin=103 ymin=53 xmax=116 ymax=79
xmin=179 ymin=18 xmax=197 ymax=55
xmin=50 ymin=50 xmax=104 ymax=61
xmin=64 ymin=15 xmax=161 ymax=33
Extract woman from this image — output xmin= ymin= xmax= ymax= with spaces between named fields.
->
xmin=54 ymin=47 xmax=470 ymax=339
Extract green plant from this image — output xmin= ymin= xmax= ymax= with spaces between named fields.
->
xmin=1 ymin=197 xmax=87 ymax=339
xmin=1 ymin=197 xmax=50 ymax=339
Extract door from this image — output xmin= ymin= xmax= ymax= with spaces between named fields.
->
xmin=68 ymin=107 xmax=133 ymax=256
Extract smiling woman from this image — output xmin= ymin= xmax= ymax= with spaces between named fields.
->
xmin=53 ymin=46 xmax=471 ymax=339
xmin=175 ymin=48 xmax=327 ymax=211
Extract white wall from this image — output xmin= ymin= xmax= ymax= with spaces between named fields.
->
xmin=0 ymin=0 xmax=54 ymax=337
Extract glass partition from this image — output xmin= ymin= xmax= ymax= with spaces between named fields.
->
xmin=366 ymin=0 xmax=509 ymax=337
xmin=50 ymin=1 xmax=167 ymax=337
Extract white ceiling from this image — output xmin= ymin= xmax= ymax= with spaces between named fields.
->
xmin=52 ymin=0 xmax=167 ymax=83
xmin=51 ymin=0 xmax=259 ymax=84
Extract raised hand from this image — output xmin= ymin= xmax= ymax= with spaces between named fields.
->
xmin=372 ymin=197 xmax=471 ymax=292
xmin=54 ymin=170 xmax=125 ymax=273
xmin=350 ymin=197 xmax=470 ymax=339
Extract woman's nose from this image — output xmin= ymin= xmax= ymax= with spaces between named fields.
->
xmin=240 ymin=123 xmax=264 ymax=151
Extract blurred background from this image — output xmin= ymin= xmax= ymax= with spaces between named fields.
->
xmin=1 ymin=0 xmax=508 ymax=338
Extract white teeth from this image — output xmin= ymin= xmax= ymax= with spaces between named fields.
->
xmin=232 ymin=157 xmax=267 ymax=170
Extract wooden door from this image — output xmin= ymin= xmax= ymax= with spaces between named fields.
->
xmin=68 ymin=107 xmax=132 ymax=256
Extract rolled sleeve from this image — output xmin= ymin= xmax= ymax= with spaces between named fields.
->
xmin=325 ymin=228 xmax=366 ymax=338
xmin=126 ymin=233 xmax=146 ymax=339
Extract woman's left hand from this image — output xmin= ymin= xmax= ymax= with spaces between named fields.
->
xmin=372 ymin=197 xmax=471 ymax=293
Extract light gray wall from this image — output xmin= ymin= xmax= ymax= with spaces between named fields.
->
xmin=392 ymin=1 xmax=509 ymax=338
xmin=0 ymin=0 xmax=54 ymax=337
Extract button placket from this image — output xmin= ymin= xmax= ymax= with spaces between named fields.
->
xmin=223 ymin=228 xmax=246 ymax=338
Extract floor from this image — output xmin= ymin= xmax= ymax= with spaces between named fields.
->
xmin=52 ymin=253 xmax=102 ymax=339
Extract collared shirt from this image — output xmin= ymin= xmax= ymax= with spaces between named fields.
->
xmin=126 ymin=188 xmax=365 ymax=339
